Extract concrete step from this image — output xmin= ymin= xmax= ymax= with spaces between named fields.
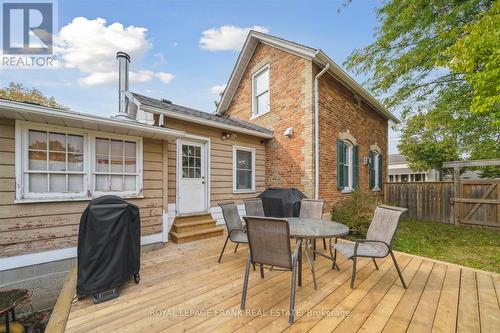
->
xmin=169 ymin=226 xmax=224 ymax=244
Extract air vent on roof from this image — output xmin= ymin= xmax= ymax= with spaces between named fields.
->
xmin=161 ymin=99 xmax=172 ymax=104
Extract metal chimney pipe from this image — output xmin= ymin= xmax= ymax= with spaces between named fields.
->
xmin=116 ymin=52 xmax=132 ymax=119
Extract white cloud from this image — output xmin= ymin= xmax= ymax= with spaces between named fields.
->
xmin=210 ymin=84 xmax=226 ymax=95
xmin=56 ymin=17 xmax=174 ymax=86
xmin=156 ymin=72 xmax=175 ymax=84
xmin=154 ymin=52 xmax=166 ymax=65
xmin=199 ymin=25 xmax=269 ymax=51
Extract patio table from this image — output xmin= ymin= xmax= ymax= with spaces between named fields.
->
xmin=287 ymin=217 xmax=349 ymax=290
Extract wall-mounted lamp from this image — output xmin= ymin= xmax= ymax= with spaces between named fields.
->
xmin=364 ymin=156 xmax=371 ymax=165
xmin=222 ymin=132 xmax=232 ymax=140
xmin=284 ymin=127 xmax=294 ymax=138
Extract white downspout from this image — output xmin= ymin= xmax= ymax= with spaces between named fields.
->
xmin=314 ymin=63 xmax=330 ymax=199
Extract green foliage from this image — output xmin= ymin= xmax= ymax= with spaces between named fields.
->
xmin=394 ymin=219 xmax=500 ymax=273
xmin=345 ymin=0 xmax=499 ymax=169
xmin=0 ymin=82 xmax=68 ymax=110
xmin=398 ymin=81 xmax=499 ymax=171
xmin=330 ymin=190 xmax=381 ymax=237
xmin=446 ymin=1 xmax=500 ymax=122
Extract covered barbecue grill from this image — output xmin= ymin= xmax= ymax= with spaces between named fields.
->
xmin=77 ymin=195 xmax=141 ymax=303
xmin=258 ymin=188 xmax=307 ymax=217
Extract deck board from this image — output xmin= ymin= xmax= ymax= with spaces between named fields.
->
xmin=65 ymin=234 xmax=500 ymax=333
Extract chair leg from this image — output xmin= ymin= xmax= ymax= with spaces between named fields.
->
xmin=330 ymin=238 xmax=339 ymax=270
xmin=289 ymin=255 xmax=298 ymax=324
xmin=240 ymin=252 xmax=252 ymax=310
xmin=323 ymin=238 xmax=327 ymax=250
xmin=234 ymin=243 xmax=239 ymax=253
xmin=260 ymin=264 xmax=265 ymax=279
xmin=351 ymin=256 xmax=357 ymax=289
xmin=218 ymin=235 xmax=229 ymax=263
xmin=372 ymin=258 xmax=379 ymax=270
xmin=313 ymin=239 xmax=317 ymax=260
xmin=389 ymin=249 xmax=407 ymax=289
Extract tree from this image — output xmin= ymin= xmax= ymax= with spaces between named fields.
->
xmin=344 ymin=0 xmax=498 ymax=172
xmin=0 ymin=82 xmax=68 ymax=109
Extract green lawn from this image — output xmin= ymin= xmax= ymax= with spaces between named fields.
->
xmin=391 ymin=219 xmax=500 ymax=273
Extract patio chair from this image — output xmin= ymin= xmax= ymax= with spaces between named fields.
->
xmin=333 ymin=204 xmax=408 ymax=289
xmin=218 ymin=202 xmax=248 ymax=263
xmin=299 ymin=199 xmax=327 ymax=252
xmin=244 ymin=198 xmax=265 ymax=216
xmin=241 ymin=216 xmax=301 ymax=323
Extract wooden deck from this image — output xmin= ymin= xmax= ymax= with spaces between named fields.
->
xmin=64 ymin=234 xmax=500 ymax=333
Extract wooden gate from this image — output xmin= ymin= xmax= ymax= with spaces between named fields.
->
xmin=452 ymin=180 xmax=500 ymax=227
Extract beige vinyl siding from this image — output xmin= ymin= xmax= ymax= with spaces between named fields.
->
xmin=0 ymin=119 xmax=165 ymax=257
xmin=164 ymin=118 xmax=266 ymax=206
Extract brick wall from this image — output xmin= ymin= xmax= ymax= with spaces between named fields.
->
xmin=225 ymin=43 xmax=315 ymax=197
xmin=316 ymin=64 xmax=388 ymax=212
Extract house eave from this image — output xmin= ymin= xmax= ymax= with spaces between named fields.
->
xmin=0 ymin=99 xmax=186 ymax=140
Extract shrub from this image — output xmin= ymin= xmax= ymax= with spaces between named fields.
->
xmin=330 ymin=190 xmax=382 ymax=238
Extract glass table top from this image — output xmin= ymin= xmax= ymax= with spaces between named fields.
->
xmin=286 ymin=217 xmax=349 ymax=238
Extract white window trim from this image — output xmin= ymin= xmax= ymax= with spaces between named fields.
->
xmin=15 ymin=120 xmax=143 ymax=203
xmin=233 ymin=145 xmax=256 ymax=193
xmin=251 ymin=64 xmax=270 ymax=119
xmin=372 ymin=151 xmax=381 ymax=192
xmin=341 ymin=140 xmax=354 ymax=193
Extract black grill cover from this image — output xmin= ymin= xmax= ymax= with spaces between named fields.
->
xmin=258 ymin=188 xmax=307 ymax=217
xmin=77 ymin=195 xmax=140 ymax=297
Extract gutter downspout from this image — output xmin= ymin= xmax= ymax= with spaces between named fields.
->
xmin=314 ymin=63 xmax=330 ymax=199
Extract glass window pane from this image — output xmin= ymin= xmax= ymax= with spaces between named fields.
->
xmin=182 ymin=145 xmax=188 ymax=156
xmin=111 ymin=155 xmax=123 ymax=172
xmin=29 ymin=130 xmax=47 ymax=150
xmin=194 ymin=157 xmax=201 ymax=168
xmin=236 ymin=150 xmax=252 ymax=170
xmin=188 ymin=145 xmax=194 ymax=156
xmin=49 ymin=174 xmax=66 ymax=192
xmin=188 ymin=168 xmax=194 ymax=178
xmin=189 ymin=157 xmax=195 ymax=169
xmin=255 ymin=68 xmax=269 ymax=95
xmin=68 ymin=153 xmax=83 ymax=171
xmin=111 ymin=140 xmax=123 ymax=156
xmin=68 ymin=175 xmax=83 ymax=192
xmin=182 ymin=167 xmax=189 ymax=178
xmin=96 ymin=175 xmax=109 ymax=191
xmin=29 ymin=151 xmax=47 ymax=170
xmin=236 ymin=170 xmax=252 ymax=190
xmin=111 ymin=175 xmax=123 ymax=191
xmin=96 ymin=154 xmax=109 ymax=172
xmin=96 ymin=138 xmax=109 ymax=155
xmin=29 ymin=174 xmax=47 ymax=192
xmin=124 ymin=157 xmax=136 ymax=173
xmin=124 ymin=141 xmax=136 ymax=157
xmin=124 ymin=176 xmax=136 ymax=191
xmin=49 ymin=152 xmax=66 ymax=171
xmin=256 ymin=92 xmax=269 ymax=114
xmin=194 ymin=168 xmax=201 ymax=178
xmin=182 ymin=156 xmax=189 ymax=168
xmin=49 ymin=133 xmax=66 ymax=151
xmin=194 ymin=146 xmax=201 ymax=158
xmin=67 ymin=135 xmax=83 ymax=153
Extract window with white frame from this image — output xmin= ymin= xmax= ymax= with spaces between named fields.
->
xmin=337 ymin=139 xmax=359 ymax=192
xmin=94 ymin=138 xmax=139 ymax=193
xmin=25 ymin=129 xmax=86 ymax=198
xmin=17 ymin=122 xmax=142 ymax=201
xmin=252 ymin=65 xmax=269 ymax=117
xmin=369 ymin=150 xmax=382 ymax=191
xmin=233 ymin=146 xmax=255 ymax=192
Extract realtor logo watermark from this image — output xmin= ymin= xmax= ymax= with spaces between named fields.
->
xmin=1 ymin=0 xmax=58 ymax=68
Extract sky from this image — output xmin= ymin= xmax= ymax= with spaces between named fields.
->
xmin=0 ymin=0 xmax=400 ymax=152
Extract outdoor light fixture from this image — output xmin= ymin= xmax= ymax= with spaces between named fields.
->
xmin=284 ymin=127 xmax=293 ymax=138
xmin=364 ymin=156 xmax=371 ymax=165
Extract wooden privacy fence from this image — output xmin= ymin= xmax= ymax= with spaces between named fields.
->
xmin=384 ymin=180 xmax=500 ymax=228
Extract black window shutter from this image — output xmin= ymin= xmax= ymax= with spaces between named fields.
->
xmin=378 ymin=154 xmax=383 ymax=189
xmin=369 ymin=151 xmax=375 ymax=190
xmin=353 ymin=145 xmax=359 ymax=188
xmin=336 ymin=139 xmax=344 ymax=190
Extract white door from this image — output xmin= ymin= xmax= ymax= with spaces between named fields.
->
xmin=177 ymin=139 xmax=208 ymax=214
